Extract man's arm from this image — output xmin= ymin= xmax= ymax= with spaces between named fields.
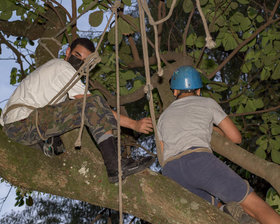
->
xmin=73 ymin=95 xmax=153 ymax=134
xmin=111 ymin=111 xmax=153 ymax=134
xmin=215 ymin=116 xmax=242 ymax=144
xmin=74 ymin=94 xmax=91 ymax=99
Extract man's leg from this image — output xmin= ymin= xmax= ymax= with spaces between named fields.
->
xmin=240 ymin=191 xmax=280 ymax=224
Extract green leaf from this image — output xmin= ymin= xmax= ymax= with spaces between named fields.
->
xmin=260 ymin=68 xmax=270 ymax=80
xmin=263 ymin=54 xmax=276 ymax=66
xmin=259 ymin=123 xmax=269 ymax=134
xmin=107 ymin=26 xmax=122 ymax=45
xmin=271 ymin=124 xmax=280 ymax=136
xmin=230 ymin=2 xmax=238 ymax=9
xmin=244 ymin=99 xmax=256 ymax=112
xmin=89 ymin=11 xmax=103 ymax=27
xmin=222 ymin=33 xmax=238 ymax=51
xmin=271 ymin=63 xmax=280 ymax=80
xmin=247 ymin=7 xmax=258 ymax=20
xmin=255 ymin=147 xmax=267 ymax=159
xmin=26 ymin=196 xmax=33 ymax=206
xmin=119 ymin=17 xmax=134 ymax=35
xmin=256 ymin=135 xmax=268 ymax=147
xmin=183 ymin=0 xmax=194 ymax=13
xmin=237 ymin=0 xmax=249 ymax=4
xmin=266 ymin=188 xmax=280 ymax=214
xmin=240 ymin=17 xmax=251 ymax=31
xmin=0 ymin=11 xmax=12 ymax=20
xmin=122 ymin=0 xmax=132 ymax=6
xmin=271 ymin=149 xmax=280 ymax=164
xmin=216 ymin=15 xmax=226 ymax=27
xmin=200 ymin=0 xmax=208 ymax=6
xmin=236 ymin=104 xmax=245 ymax=113
xmin=120 ymin=70 xmax=136 ymax=80
xmin=186 ymin=33 xmax=197 ymax=46
xmin=167 ymin=0 xmax=180 ymax=8
xmin=252 ymin=98 xmax=264 ymax=109
xmin=256 ymin=15 xmax=264 ymax=23
xmin=269 ymin=138 xmax=280 ymax=151
xmin=241 ymin=62 xmax=252 ymax=73
xmin=195 ymin=36 xmax=205 ymax=48
xmin=122 ymin=15 xmax=140 ymax=32
xmin=10 ymin=67 xmax=17 ymax=85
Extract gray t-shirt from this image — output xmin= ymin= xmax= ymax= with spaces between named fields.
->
xmin=157 ymin=96 xmax=227 ymax=162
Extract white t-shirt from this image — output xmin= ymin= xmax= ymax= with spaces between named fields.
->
xmin=0 ymin=59 xmax=86 ymax=125
xmin=157 ymin=96 xmax=227 ymax=162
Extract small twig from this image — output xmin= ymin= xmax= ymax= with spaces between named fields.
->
xmin=229 ymin=104 xmax=280 ymax=117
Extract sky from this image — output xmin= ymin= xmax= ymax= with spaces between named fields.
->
xmin=0 ymin=0 xmax=94 ymax=219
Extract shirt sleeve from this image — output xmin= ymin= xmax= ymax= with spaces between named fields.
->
xmin=156 ymin=117 xmax=163 ymax=141
xmin=209 ymin=98 xmax=227 ymax=125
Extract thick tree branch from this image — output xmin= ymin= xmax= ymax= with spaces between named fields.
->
xmin=0 ymin=129 xmax=236 ymax=224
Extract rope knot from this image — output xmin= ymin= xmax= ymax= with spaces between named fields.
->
xmin=205 ymin=36 xmax=216 ymax=49
xmin=111 ymin=0 xmax=121 ymax=12
xmin=144 ymin=84 xmax=153 ymax=101
xmin=157 ymin=68 xmax=164 ymax=77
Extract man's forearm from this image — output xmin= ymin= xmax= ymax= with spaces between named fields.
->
xmin=112 ymin=110 xmax=137 ymax=130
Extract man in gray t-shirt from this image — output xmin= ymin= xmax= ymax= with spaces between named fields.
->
xmin=157 ymin=66 xmax=280 ymax=224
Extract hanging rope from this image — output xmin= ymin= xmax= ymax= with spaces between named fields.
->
xmin=195 ymin=0 xmax=216 ymax=49
xmin=111 ymin=1 xmax=123 ymax=223
xmin=137 ymin=0 xmax=163 ymax=165
xmin=137 ymin=0 xmax=177 ymax=77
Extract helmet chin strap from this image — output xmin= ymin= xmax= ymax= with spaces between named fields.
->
xmin=176 ymin=89 xmax=199 ymax=99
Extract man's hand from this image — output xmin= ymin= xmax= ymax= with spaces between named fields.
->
xmin=134 ymin=117 xmax=153 ymax=134
xmin=112 ymin=111 xmax=154 ymax=134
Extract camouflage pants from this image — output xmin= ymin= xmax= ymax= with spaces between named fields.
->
xmin=3 ymin=95 xmax=117 ymax=145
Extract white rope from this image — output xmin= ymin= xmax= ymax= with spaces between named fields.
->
xmin=137 ymin=0 xmax=163 ymax=166
xmin=112 ymin=0 xmax=123 ymax=223
xmin=195 ymin=0 xmax=216 ymax=49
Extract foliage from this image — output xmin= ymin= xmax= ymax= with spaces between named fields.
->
xmin=0 ymin=0 xmax=280 ymax=221
xmin=266 ymin=188 xmax=280 ymax=215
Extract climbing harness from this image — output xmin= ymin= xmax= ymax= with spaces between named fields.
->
xmin=42 ymin=137 xmax=55 ymax=157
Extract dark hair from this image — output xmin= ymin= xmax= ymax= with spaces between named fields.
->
xmin=69 ymin=38 xmax=95 ymax=53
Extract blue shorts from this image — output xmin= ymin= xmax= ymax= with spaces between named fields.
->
xmin=162 ymin=152 xmax=252 ymax=206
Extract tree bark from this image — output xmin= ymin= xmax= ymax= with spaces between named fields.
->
xmin=211 ymin=131 xmax=280 ymax=194
xmin=0 ymin=128 xmax=237 ymax=223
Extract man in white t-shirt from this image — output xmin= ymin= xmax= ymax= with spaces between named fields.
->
xmin=157 ymin=66 xmax=280 ymax=224
xmin=0 ymin=38 xmax=154 ymax=183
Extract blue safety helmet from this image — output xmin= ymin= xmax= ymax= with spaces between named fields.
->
xmin=170 ymin=66 xmax=202 ymax=90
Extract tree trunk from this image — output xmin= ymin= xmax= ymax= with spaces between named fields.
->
xmin=0 ymin=128 xmax=236 ymax=223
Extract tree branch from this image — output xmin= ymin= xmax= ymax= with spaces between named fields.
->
xmin=183 ymin=8 xmax=195 ymax=56
xmin=0 ymin=129 xmax=237 ymax=224
xmin=229 ymin=104 xmax=280 ymax=117
xmin=207 ymin=17 xmax=280 ymax=79
xmin=211 ymin=132 xmax=280 ymax=194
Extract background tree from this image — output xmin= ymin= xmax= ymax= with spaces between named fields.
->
xmin=0 ymin=0 xmax=280 ymax=223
